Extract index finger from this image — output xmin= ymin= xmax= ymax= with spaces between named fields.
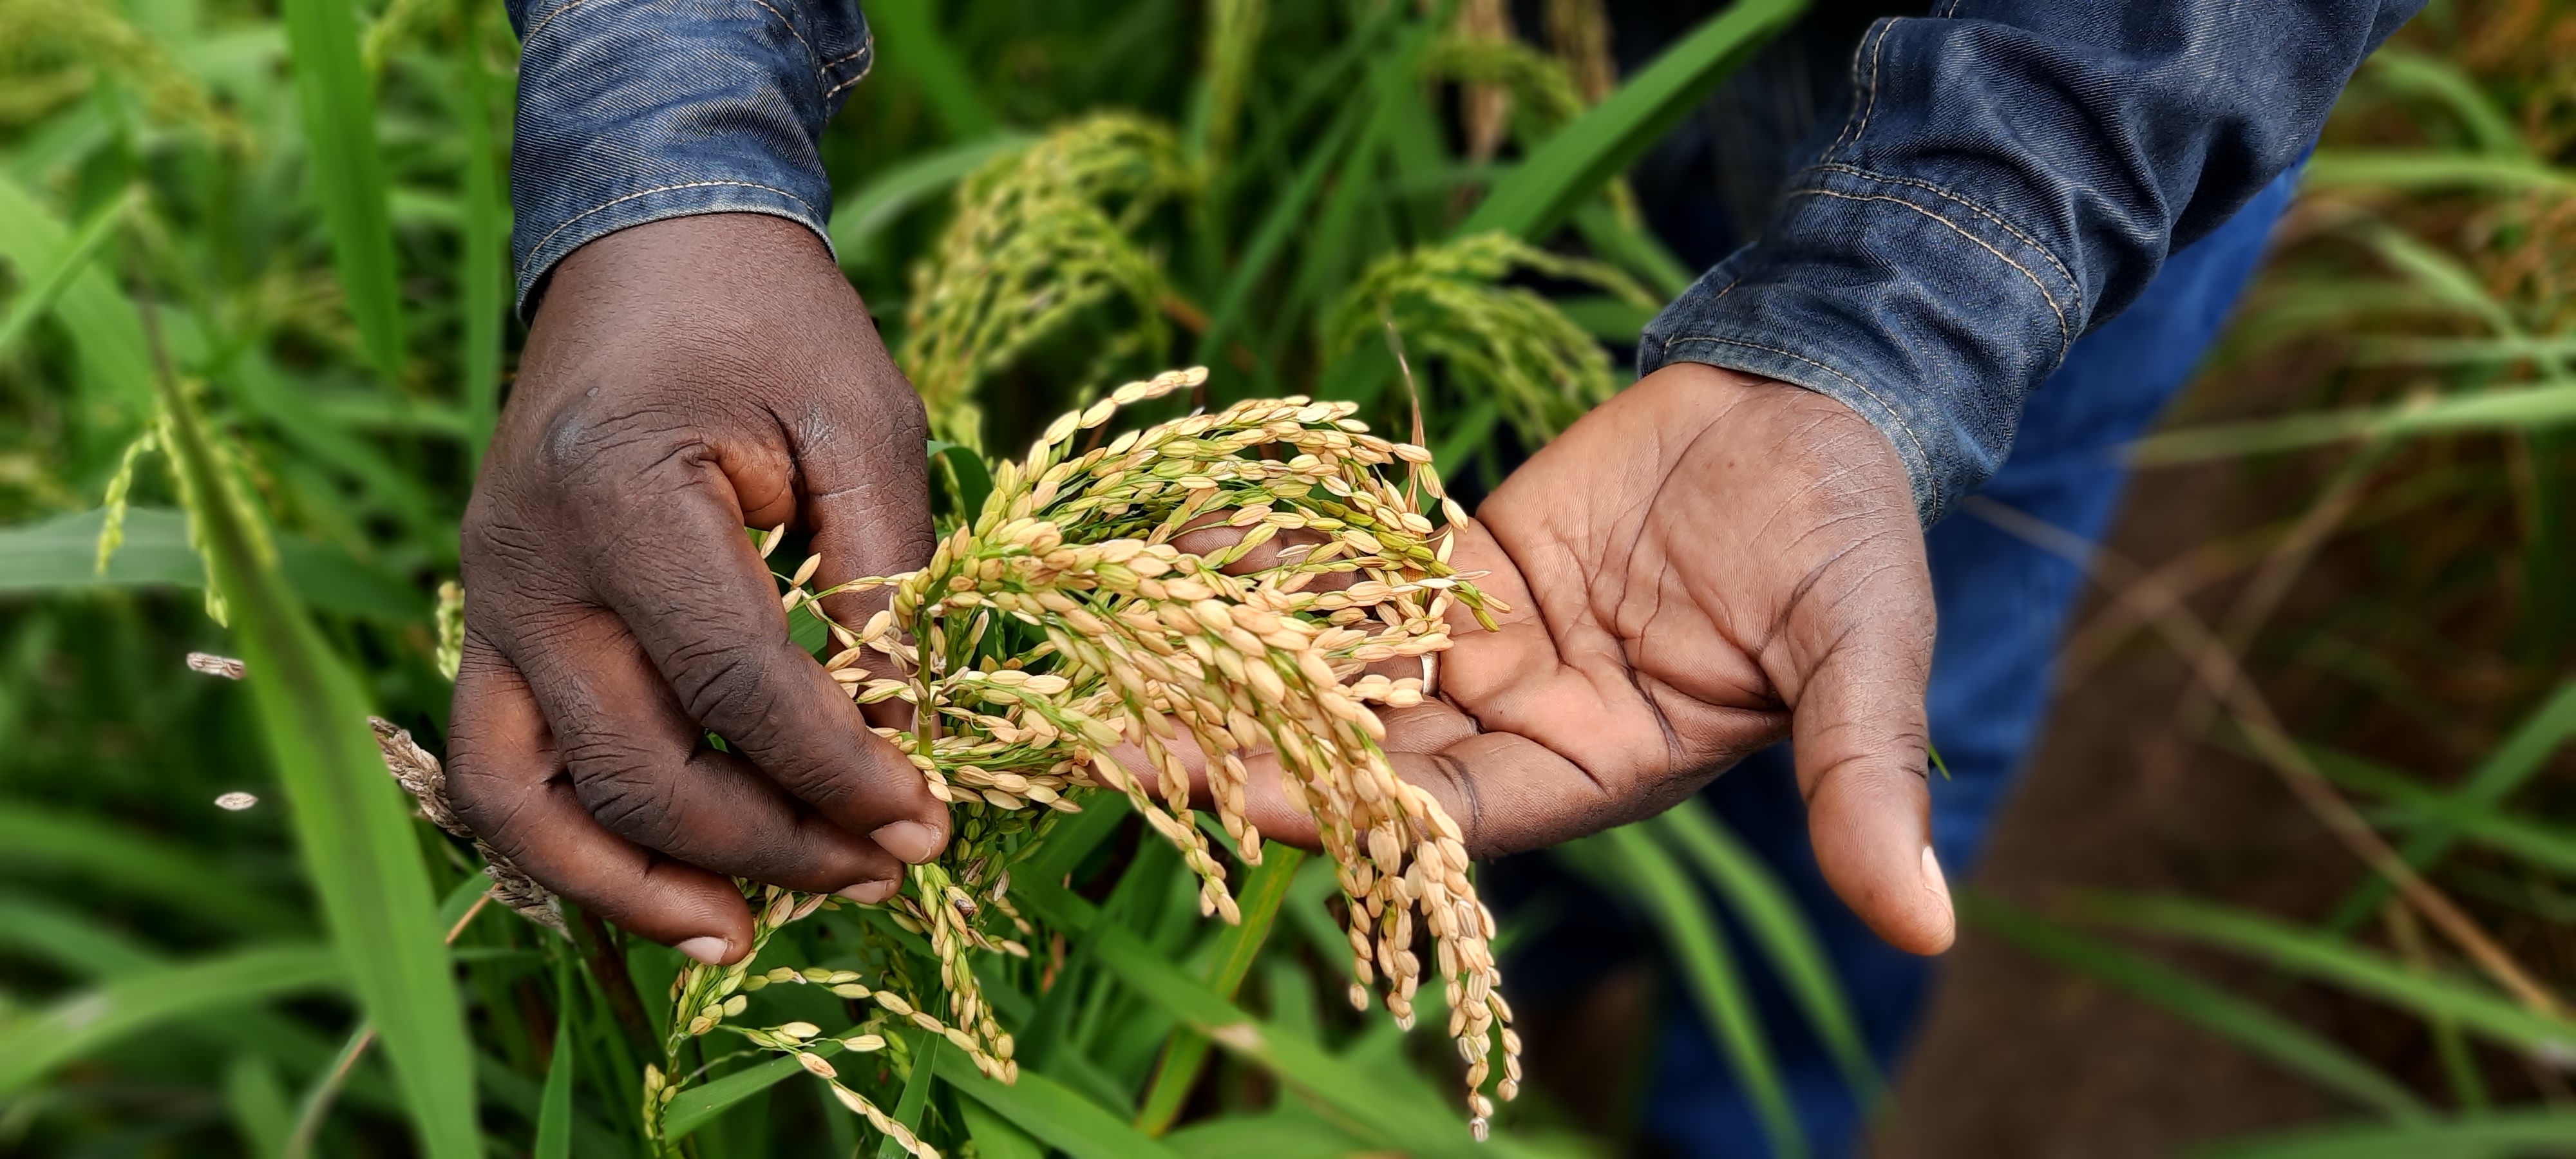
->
xmin=580 ymin=451 xmax=949 ymax=864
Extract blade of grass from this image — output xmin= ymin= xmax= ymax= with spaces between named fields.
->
xmin=2080 ymin=892 xmax=2576 ymax=1055
xmin=158 ymin=363 xmax=477 ymax=1157
xmin=2196 ymin=1107 xmax=2576 ymax=1159
xmin=2307 ymin=744 xmax=2576 ymax=878
xmin=1012 ymin=876 xmax=1502 ymax=1158
xmin=937 ymin=1049 xmax=1188 ymax=1159
xmin=830 ymin=135 xmax=1032 ymax=272
xmin=0 ymin=892 xmax=164 ymax=976
xmin=662 ymin=1054 xmax=802 ymax=1140
xmin=1654 ymin=800 xmax=1880 ymax=1106
xmin=0 ymin=945 xmax=343 ymax=1093
xmin=534 ymin=955 xmax=574 ymax=1159
xmin=1459 ymin=0 xmax=1805 ymax=241
xmin=2131 ymin=380 xmax=2576 ymax=462
xmin=1569 ymin=199 xmax=1694 ymax=298
xmin=1964 ymin=891 xmax=2425 ymax=1120
xmin=1137 ymin=844 xmax=1308 ymax=1134
xmin=0 ymin=795 xmax=306 ymax=934
xmin=878 ymin=1033 xmax=944 ymax=1159
xmin=456 ymin=0 xmax=507 ymax=471
xmin=0 ymin=176 xmax=155 ymax=429
xmin=2361 ymin=49 xmax=2526 ymax=156
xmin=279 ymin=0 xmax=404 ymax=380
xmin=226 ymin=1053 xmax=298 ymax=1158
xmin=2380 ymin=901 xmax=2488 ymax=1113
xmin=1569 ymin=825 xmax=1805 ymax=1159
xmin=2319 ymin=679 xmax=2576 ymax=930
xmin=2303 ymin=150 xmax=2575 ymax=196
xmin=959 ymin=1093 xmax=1046 ymax=1159
xmin=866 ymin=0 xmax=999 ymax=140
xmin=0 ymin=186 xmax=137 ymax=361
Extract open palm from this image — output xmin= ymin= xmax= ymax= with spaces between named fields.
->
xmin=1243 ymin=363 xmax=1955 ymax=955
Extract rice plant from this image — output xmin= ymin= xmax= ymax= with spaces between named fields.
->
xmin=0 ymin=1 xmax=1814 ymax=1154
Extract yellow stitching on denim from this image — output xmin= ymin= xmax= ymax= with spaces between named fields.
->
xmin=822 ymin=30 xmax=875 ymax=96
xmin=524 ymin=180 xmax=822 ymax=272
xmin=1786 ymin=187 xmax=2072 ymax=353
xmin=1846 ymin=19 xmax=1895 ymax=155
xmin=1801 ymin=163 xmax=2081 ymax=309
xmin=739 ymin=0 xmax=824 ymax=70
xmin=1661 ymin=335 xmax=1936 ymax=475
xmin=525 ymin=0 xmax=836 ymax=86
xmin=824 ymin=26 xmax=874 ymax=68
xmin=1822 ymin=20 xmax=1887 ymax=160
xmin=520 ymin=0 xmax=601 ymax=46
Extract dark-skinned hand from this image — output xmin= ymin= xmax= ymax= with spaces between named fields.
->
xmin=1143 ymin=363 xmax=1953 ymax=956
xmin=446 ymin=214 xmax=947 ymax=966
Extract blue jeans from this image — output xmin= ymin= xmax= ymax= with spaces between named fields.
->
xmin=1633 ymin=165 xmax=2302 ymax=1158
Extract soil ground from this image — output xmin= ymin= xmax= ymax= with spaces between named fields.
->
xmin=1866 ymin=460 xmax=2410 ymax=1157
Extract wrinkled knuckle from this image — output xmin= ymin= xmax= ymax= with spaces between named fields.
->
xmin=576 ymin=768 xmax=685 ymax=849
xmin=672 ymin=644 xmax=777 ymax=733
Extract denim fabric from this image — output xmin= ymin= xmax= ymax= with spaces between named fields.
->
xmin=1637 ymin=0 xmax=2418 ymax=525
xmin=1636 ymin=162 xmax=2301 ymax=1159
xmin=502 ymin=0 xmax=872 ymax=315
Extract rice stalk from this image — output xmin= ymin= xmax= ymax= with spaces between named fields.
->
xmin=1323 ymin=231 xmax=1651 ymax=448
xmin=898 ymin=115 xmax=1196 ymax=448
xmin=392 ymin=368 xmax=1524 ymax=1149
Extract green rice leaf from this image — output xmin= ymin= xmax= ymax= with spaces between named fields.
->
xmin=930 ymin=438 xmax=995 ymax=524
xmin=1964 ymin=892 xmax=2425 ymax=1120
xmin=958 ymin=1093 xmax=1046 ymax=1159
xmin=226 ymin=1053 xmax=298 ymax=1159
xmin=0 ymin=796 xmax=306 ymax=934
xmin=878 ymin=1033 xmax=943 ymax=1159
xmin=0 ymin=945 xmax=343 ymax=1093
xmin=2359 ymin=50 xmax=2527 ymax=156
xmin=456 ymin=0 xmax=509 ymax=470
xmin=831 ymin=135 xmax=1033 ymax=270
xmin=937 ymin=1049 xmax=1187 ymax=1159
xmin=2307 ymin=746 xmax=2576 ymax=878
xmin=1012 ymin=877 xmax=1493 ymax=1157
xmin=1567 ymin=826 xmax=1804 ymax=1158
xmin=279 ymin=0 xmax=404 ymax=381
xmin=865 ymin=0 xmax=999 ymax=140
xmin=2080 ymin=892 xmax=2576 ymax=1055
xmin=534 ymin=966 xmax=574 ymax=1159
xmin=1460 ymin=0 xmax=1805 ymax=241
xmin=156 ymin=361 xmax=477 ymax=1157
xmin=0 ymin=507 xmax=428 ymax=620
xmin=2197 ymin=1108 xmax=2576 ymax=1159
xmin=0 ymin=186 xmax=137 ymax=361
xmin=2131 ymin=381 xmax=2576 ymax=462
xmin=0 ymin=176 xmax=155 ymax=428
xmin=1654 ymin=800 xmax=1880 ymax=1105
xmin=2318 ymin=679 xmax=2576 ymax=928
xmin=0 ymin=892 xmax=165 ymax=976
xmin=2304 ymin=150 xmax=2575 ymax=196
xmin=661 ymin=1054 xmax=801 ymax=1140
xmin=1138 ymin=845 xmax=1307 ymax=1134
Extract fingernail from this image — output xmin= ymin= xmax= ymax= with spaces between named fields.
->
xmin=838 ymin=878 xmax=899 ymax=905
xmin=677 ymin=936 xmax=732 ymax=965
xmin=1921 ymin=845 xmax=1953 ymax=909
xmin=871 ymin=820 xmax=945 ymax=864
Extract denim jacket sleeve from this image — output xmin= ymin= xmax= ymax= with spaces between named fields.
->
xmin=1637 ymin=0 xmax=2422 ymax=525
xmin=503 ymin=0 xmax=873 ymax=315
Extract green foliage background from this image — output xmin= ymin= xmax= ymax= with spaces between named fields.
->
xmin=0 ymin=0 xmax=2571 ymax=1155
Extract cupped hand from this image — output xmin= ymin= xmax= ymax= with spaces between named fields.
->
xmin=446 ymin=214 xmax=948 ymax=965
xmin=1233 ymin=363 xmax=1951 ymax=954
